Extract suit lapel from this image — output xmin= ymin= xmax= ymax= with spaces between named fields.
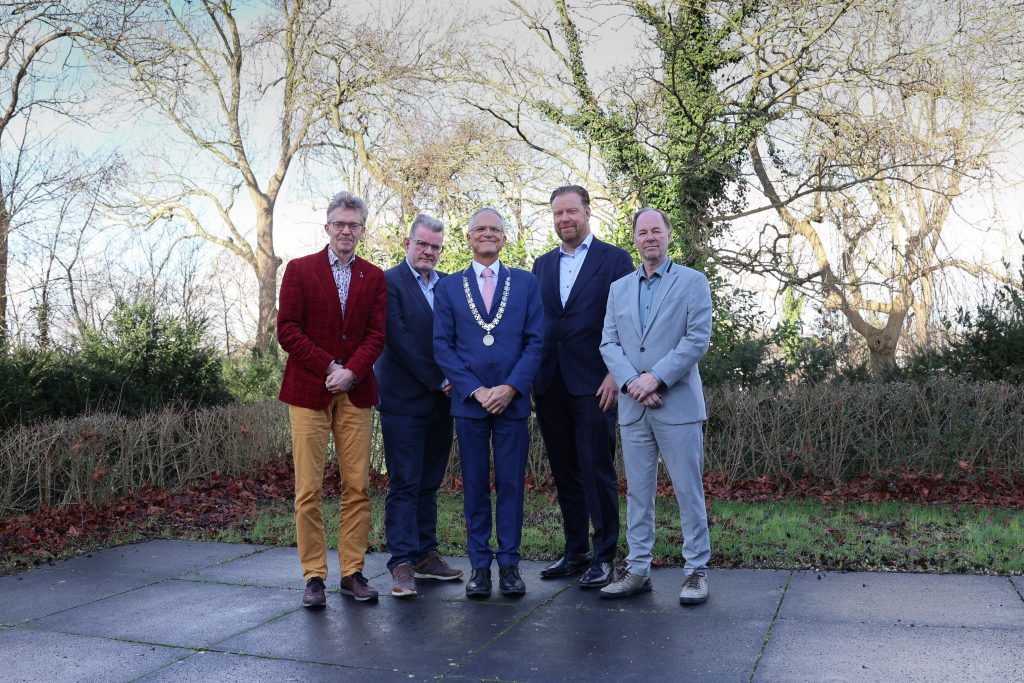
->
xmin=464 ymin=266 xmax=489 ymax=322
xmin=541 ymin=249 xmax=562 ymax=312
xmin=344 ymin=255 xmax=367 ymax=327
xmin=316 ymin=247 xmax=344 ymax=320
xmin=639 ymin=263 xmax=679 ymax=344
xmin=563 ymin=239 xmax=606 ymax=311
xmin=626 ymin=270 xmax=643 ymax=338
xmin=399 ymin=262 xmax=434 ymax=317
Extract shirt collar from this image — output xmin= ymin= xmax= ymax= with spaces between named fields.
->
xmin=471 ymin=259 xmax=501 ymax=278
xmin=559 ymin=232 xmax=594 ymax=257
xmin=639 ymin=257 xmax=671 ymax=281
xmin=328 ymin=248 xmax=356 ymax=268
xmin=405 ymin=258 xmax=438 ymax=286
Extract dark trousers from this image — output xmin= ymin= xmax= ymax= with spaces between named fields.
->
xmin=535 ymin=369 xmax=620 ymax=563
xmin=381 ymin=405 xmax=454 ymax=571
xmin=455 ymin=414 xmax=529 ymax=569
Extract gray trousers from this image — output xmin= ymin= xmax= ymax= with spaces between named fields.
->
xmin=620 ymin=415 xmax=710 ymax=576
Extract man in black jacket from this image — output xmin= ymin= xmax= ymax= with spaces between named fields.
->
xmin=532 ymin=186 xmax=635 ymax=588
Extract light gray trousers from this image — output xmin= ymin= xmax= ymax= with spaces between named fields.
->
xmin=619 ymin=415 xmax=710 ymax=576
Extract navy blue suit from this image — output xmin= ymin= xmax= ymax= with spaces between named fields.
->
xmin=375 ymin=263 xmax=453 ymax=571
xmin=532 ymin=237 xmax=634 ymax=563
xmin=433 ymin=263 xmax=544 ymax=568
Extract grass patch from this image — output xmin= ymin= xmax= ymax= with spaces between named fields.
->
xmin=211 ymin=492 xmax=1024 ymax=575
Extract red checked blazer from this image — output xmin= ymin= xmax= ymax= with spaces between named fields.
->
xmin=277 ymin=247 xmax=387 ymax=409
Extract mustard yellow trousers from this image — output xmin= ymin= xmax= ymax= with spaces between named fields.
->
xmin=289 ymin=394 xmax=371 ymax=581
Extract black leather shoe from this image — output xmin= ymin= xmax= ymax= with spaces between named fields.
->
xmin=499 ymin=565 xmax=526 ymax=596
xmin=466 ymin=568 xmax=492 ymax=598
xmin=578 ymin=562 xmax=614 ymax=589
xmin=539 ymin=552 xmax=592 ymax=579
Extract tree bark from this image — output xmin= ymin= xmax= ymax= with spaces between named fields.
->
xmin=253 ymin=194 xmax=282 ymax=355
xmin=0 ymin=201 xmax=9 ymax=344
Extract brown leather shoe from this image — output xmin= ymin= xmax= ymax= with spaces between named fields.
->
xmin=391 ymin=563 xmax=417 ymax=598
xmin=339 ymin=571 xmax=379 ymax=602
xmin=414 ymin=552 xmax=464 ymax=581
xmin=302 ymin=576 xmax=326 ymax=607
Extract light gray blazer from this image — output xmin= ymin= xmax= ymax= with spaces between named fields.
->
xmin=600 ymin=261 xmax=712 ymax=426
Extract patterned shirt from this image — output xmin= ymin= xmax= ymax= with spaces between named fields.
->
xmin=327 ymin=248 xmax=355 ymax=317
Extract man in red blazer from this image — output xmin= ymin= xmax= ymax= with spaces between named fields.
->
xmin=277 ymin=191 xmax=386 ymax=607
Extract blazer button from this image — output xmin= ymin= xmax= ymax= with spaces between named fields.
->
xmin=560 ymin=316 xmax=567 ymax=321
xmin=342 ymin=334 xmax=347 ymax=340
xmin=640 ymin=346 xmax=645 ymax=352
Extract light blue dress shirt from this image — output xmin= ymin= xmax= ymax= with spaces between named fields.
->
xmin=406 ymin=258 xmax=439 ymax=309
xmin=558 ymin=232 xmax=593 ymax=306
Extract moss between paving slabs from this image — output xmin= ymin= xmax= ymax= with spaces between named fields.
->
xmin=212 ymin=492 xmax=1024 ymax=576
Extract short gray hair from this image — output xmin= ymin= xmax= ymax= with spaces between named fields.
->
xmin=468 ymin=206 xmax=505 ymax=233
xmin=409 ymin=213 xmax=443 ymax=238
xmin=631 ymin=207 xmax=672 ymax=233
xmin=326 ymin=191 xmax=368 ymax=225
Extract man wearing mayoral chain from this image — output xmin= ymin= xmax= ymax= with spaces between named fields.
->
xmin=432 ymin=207 xmax=544 ymax=598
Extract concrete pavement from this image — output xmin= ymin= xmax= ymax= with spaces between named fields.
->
xmin=1 ymin=540 xmax=1022 ymax=681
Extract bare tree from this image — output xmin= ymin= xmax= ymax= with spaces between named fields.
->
xmin=1 ymin=2 xmax=86 ymax=343
xmin=727 ymin=0 xmax=1024 ymax=372
xmin=481 ymin=0 xmax=1023 ymax=371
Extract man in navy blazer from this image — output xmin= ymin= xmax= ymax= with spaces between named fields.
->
xmin=375 ymin=214 xmax=463 ymax=599
xmin=532 ymin=186 xmax=634 ymax=589
xmin=433 ymin=207 xmax=544 ymax=598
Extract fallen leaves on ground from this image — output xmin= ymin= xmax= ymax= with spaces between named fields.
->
xmin=2 ymin=455 xmax=1021 ymax=573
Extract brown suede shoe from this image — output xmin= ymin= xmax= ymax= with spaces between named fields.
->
xmin=414 ymin=552 xmax=464 ymax=581
xmin=302 ymin=576 xmax=326 ymax=608
xmin=339 ymin=571 xmax=379 ymax=602
xmin=391 ymin=563 xmax=417 ymax=598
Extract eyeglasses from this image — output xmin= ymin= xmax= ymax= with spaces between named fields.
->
xmin=470 ymin=225 xmax=503 ymax=235
xmin=410 ymin=238 xmax=443 ymax=253
xmin=327 ymin=221 xmax=363 ymax=233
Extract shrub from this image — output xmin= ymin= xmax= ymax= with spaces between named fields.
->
xmin=222 ymin=344 xmax=286 ymax=403
xmin=79 ymin=298 xmax=232 ymax=413
xmin=0 ymin=402 xmax=289 ymax=515
xmin=0 ymin=299 xmax=232 ymax=427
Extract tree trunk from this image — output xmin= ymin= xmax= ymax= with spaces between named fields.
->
xmin=253 ymin=197 xmax=282 ymax=356
xmin=865 ymin=329 xmax=899 ymax=376
xmin=0 ymin=202 xmax=9 ymax=345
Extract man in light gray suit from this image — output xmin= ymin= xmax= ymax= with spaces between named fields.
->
xmin=598 ymin=207 xmax=712 ymax=605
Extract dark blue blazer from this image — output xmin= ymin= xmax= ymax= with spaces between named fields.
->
xmin=433 ymin=263 xmax=544 ymax=419
xmin=532 ymin=237 xmax=634 ymax=396
xmin=374 ymin=263 xmax=451 ymax=417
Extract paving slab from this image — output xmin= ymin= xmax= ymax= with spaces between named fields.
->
xmin=27 ymin=579 xmax=297 ymax=648
xmin=0 ymin=563 xmax=156 ymax=625
xmin=781 ymin=571 xmax=1024 ymax=628
xmin=454 ymin=605 xmax=771 ymax=682
xmin=546 ymin=568 xmax=789 ymax=617
xmin=4 ymin=541 xmax=1023 ymax=682
xmin=0 ymin=627 xmax=189 ymax=682
xmin=183 ymin=546 xmax=305 ymax=589
xmin=753 ymin=618 xmax=1024 ymax=682
xmin=137 ymin=650 xmax=442 ymax=682
xmin=19 ymin=539 xmax=268 ymax=583
xmin=214 ymin=590 xmax=541 ymax=677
